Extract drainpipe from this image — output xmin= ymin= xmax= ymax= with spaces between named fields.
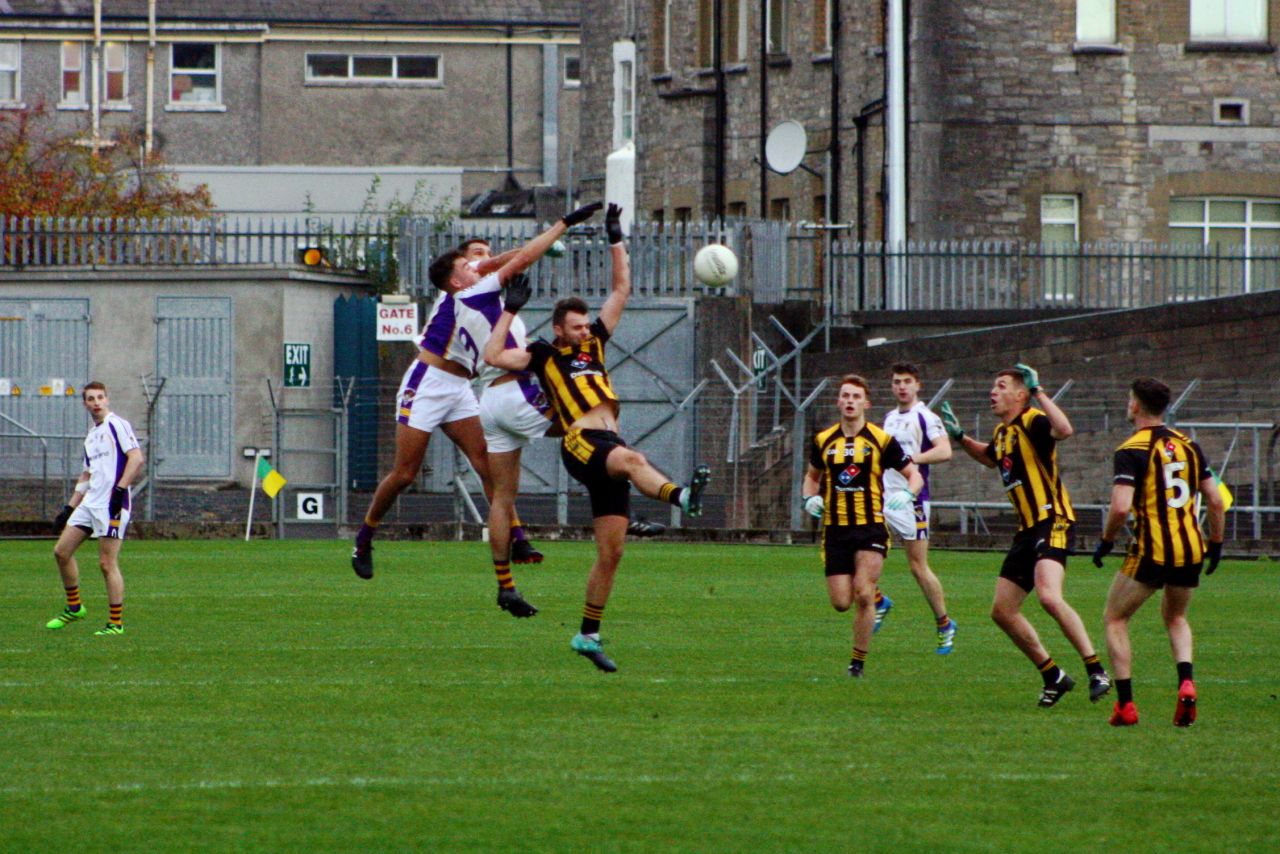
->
xmin=713 ymin=0 xmax=725 ymax=218
xmin=145 ymin=0 xmax=155 ymax=159
xmin=829 ymin=0 xmax=841 ymax=223
xmin=505 ymin=27 xmax=516 ymax=188
xmin=91 ymin=0 xmax=102 ymax=149
xmin=886 ymin=0 xmax=907 ymax=307
xmin=757 ymin=1 xmax=768 ymax=217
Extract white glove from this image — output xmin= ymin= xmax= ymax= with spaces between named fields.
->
xmin=885 ymin=489 xmax=916 ymax=511
xmin=802 ymin=494 xmax=825 ymax=518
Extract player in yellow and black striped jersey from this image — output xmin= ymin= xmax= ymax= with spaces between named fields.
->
xmin=801 ymin=375 xmax=922 ymax=678
xmin=945 ymin=365 xmax=1109 ymax=707
xmin=1093 ymin=377 xmax=1225 ymax=727
xmin=482 ymin=204 xmax=711 ymax=674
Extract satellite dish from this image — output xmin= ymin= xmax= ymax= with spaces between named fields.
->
xmin=765 ymin=120 xmax=808 ymax=175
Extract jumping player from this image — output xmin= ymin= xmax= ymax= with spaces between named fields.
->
xmin=483 ymin=203 xmax=711 ymax=673
xmin=46 ymin=382 xmax=144 ymax=636
xmin=350 ymin=201 xmax=603 ymax=621
xmin=1092 ymin=377 xmax=1225 ymax=727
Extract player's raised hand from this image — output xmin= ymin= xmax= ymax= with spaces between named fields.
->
xmin=503 ymin=273 xmax=532 ymax=314
xmin=1015 ymin=363 xmax=1041 ymax=394
xmin=939 ymin=401 xmax=964 ymax=440
xmin=605 ymin=204 xmax=624 ymax=245
xmin=1091 ymin=539 xmax=1114 ymax=568
xmin=1206 ymin=540 xmax=1223 ymax=575
xmin=802 ymin=494 xmax=825 ymax=519
xmin=562 ymin=201 xmax=603 ymax=227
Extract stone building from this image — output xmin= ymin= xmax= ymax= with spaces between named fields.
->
xmin=0 ymin=1 xmax=581 ymax=211
xmin=577 ymin=1 xmax=1280 ymax=252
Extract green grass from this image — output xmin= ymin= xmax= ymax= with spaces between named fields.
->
xmin=2 ymin=539 xmax=1276 ymax=852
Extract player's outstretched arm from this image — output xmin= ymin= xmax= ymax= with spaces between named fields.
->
xmin=598 ymin=204 xmax=630 ymax=334
xmin=475 ymin=247 xmax=521 ymax=276
xmin=1019 ymin=364 xmax=1073 ymax=440
xmin=496 ymin=201 xmax=603 ymax=285
xmin=941 ymin=401 xmax=994 ymax=468
xmin=483 ymin=278 xmax=534 ymax=372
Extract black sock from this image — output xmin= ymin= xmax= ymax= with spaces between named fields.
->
xmin=1083 ymin=654 xmax=1105 ymax=677
xmin=1036 ymin=657 xmax=1062 ymax=686
xmin=1117 ymin=678 xmax=1133 ymax=705
xmin=1176 ymin=661 xmax=1193 ymax=684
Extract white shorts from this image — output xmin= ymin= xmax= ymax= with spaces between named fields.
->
xmin=480 ymin=376 xmax=553 ymax=453
xmin=884 ymin=499 xmax=930 ymax=541
xmin=395 ymin=360 xmax=480 ymax=433
xmin=68 ymin=502 xmax=131 ymax=540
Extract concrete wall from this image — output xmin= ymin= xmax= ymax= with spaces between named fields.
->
xmin=0 ymin=266 xmax=366 ymax=485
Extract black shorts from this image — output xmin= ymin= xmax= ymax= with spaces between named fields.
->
xmin=1121 ymin=551 xmax=1202 ymax=589
xmin=561 ymin=428 xmax=632 ymax=518
xmin=821 ymin=524 xmax=888 ymax=577
xmin=1000 ymin=517 xmax=1074 ymax=592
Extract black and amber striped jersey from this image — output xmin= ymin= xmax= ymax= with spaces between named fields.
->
xmin=526 ymin=318 xmax=620 ymax=432
xmin=809 ymin=421 xmax=911 ymax=527
xmin=1114 ymin=426 xmax=1210 ymax=566
xmin=983 ymin=407 xmax=1075 ymax=530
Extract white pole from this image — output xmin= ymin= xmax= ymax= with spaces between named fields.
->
xmin=245 ymin=451 xmax=260 ymax=541
xmin=886 ymin=0 xmax=907 ymax=309
xmin=145 ymin=0 xmax=156 ymax=159
xmin=91 ymin=0 xmax=102 ymax=149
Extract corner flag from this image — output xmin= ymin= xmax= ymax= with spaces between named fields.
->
xmin=257 ymin=456 xmax=287 ymax=498
xmin=1212 ymin=470 xmax=1234 ymax=512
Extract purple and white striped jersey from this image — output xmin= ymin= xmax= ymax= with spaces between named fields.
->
xmin=883 ymin=401 xmax=946 ymax=500
xmin=417 ymin=273 xmax=507 ymax=376
xmin=81 ymin=412 xmax=139 ymax=509
xmin=448 ymin=276 xmax=533 ymax=387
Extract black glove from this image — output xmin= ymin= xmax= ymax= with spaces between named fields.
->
xmin=1206 ymin=540 xmax=1223 ymax=575
xmin=53 ymin=504 xmax=73 ymax=534
xmin=109 ymin=486 xmax=128 ymax=518
xmin=1091 ymin=539 xmax=1114 ymax=568
xmin=605 ymin=203 xmax=624 ymax=245
xmin=562 ymin=201 xmax=603 ymax=227
xmin=503 ymin=273 xmax=531 ymax=314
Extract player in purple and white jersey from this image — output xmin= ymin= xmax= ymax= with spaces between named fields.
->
xmin=881 ymin=363 xmax=957 ymax=654
xmin=46 ymin=382 xmax=144 ymax=636
xmin=350 ymin=202 xmax=602 ymax=622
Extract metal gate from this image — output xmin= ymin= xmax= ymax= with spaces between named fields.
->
xmin=0 ymin=298 xmax=90 ymax=477
xmin=154 ymin=296 xmax=233 ymax=478
xmin=421 ymin=300 xmax=700 ymax=502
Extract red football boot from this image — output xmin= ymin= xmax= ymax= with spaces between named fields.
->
xmin=1174 ymin=680 xmax=1197 ymax=727
xmin=1109 ymin=700 xmax=1139 ymax=727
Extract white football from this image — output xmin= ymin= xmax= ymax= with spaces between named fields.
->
xmin=693 ymin=244 xmax=739 ymax=287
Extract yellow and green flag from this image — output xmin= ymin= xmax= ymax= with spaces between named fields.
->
xmin=256 ymin=456 xmax=287 ymax=498
xmin=1211 ymin=469 xmax=1234 ymax=512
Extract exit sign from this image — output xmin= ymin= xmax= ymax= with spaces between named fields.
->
xmin=284 ymin=343 xmax=311 ymax=387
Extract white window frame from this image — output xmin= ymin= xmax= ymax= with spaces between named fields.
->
xmin=304 ymin=52 xmax=442 ymax=85
xmin=0 ymin=41 xmax=20 ymax=106
xmin=60 ymin=40 xmax=87 ymax=109
xmin=102 ymin=40 xmax=129 ymax=108
xmin=661 ymin=0 xmax=673 ymax=72
xmin=1041 ymin=194 xmax=1080 ymax=300
xmin=563 ymin=52 xmax=581 ymax=88
xmin=612 ymin=40 xmax=636 ymax=150
xmin=1189 ymin=0 xmax=1268 ymax=42
xmin=767 ymin=0 xmax=790 ymax=54
xmin=1076 ymin=0 xmax=1117 ymax=45
xmin=1170 ymin=196 xmax=1280 ymax=293
xmin=168 ymin=42 xmax=223 ymax=110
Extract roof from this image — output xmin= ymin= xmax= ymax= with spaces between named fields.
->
xmin=0 ymin=1 xmax=581 ymax=27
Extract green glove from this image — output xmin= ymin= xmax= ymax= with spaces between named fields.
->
xmin=1015 ymin=363 xmax=1040 ymax=394
xmin=939 ymin=401 xmax=964 ymax=440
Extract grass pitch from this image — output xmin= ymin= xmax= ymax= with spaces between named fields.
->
xmin=2 ymin=539 xmax=1276 ymax=852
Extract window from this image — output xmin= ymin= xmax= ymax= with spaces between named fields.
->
xmin=305 ymin=53 xmax=441 ymax=83
xmin=1170 ymin=197 xmax=1280 ymax=294
xmin=653 ymin=0 xmax=673 ymax=73
xmin=723 ymin=0 xmax=749 ymax=64
xmin=1041 ymin=195 xmax=1080 ymax=299
xmin=814 ymin=0 xmax=833 ymax=53
xmin=103 ymin=41 xmax=128 ymax=105
xmin=698 ymin=0 xmax=717 ymax=67
xmin=767 ymin=0 xmax=790 ymax=54
xmin=1076 ymin=0 xmax=1116 ymax=44
xmin=170 ymin=43 xmax=220 ymax=105
xmin=564 ymin=53 xmax=581 ymax=87
xmin=61 ymin=41 xmax=86 ymax=107
xmin=613 ymin=40 xmax=636 ymax=149
xmin=1190 ymin=0 xmax=1267 ymax=41
xmin=770 ymin=197 xmax=791 ymax=220
xmin=0 ymin=42 xmax=19 ymax=104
